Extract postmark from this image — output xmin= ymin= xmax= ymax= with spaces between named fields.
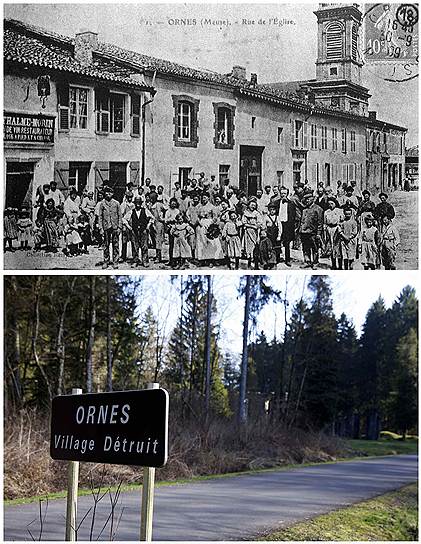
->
xmin=363 ymin=3 xmax=418 ymax=82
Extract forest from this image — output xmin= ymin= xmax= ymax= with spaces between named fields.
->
xmin=4 ymin=275 xmax=418 ymax=499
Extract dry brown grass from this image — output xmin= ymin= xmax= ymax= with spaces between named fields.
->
xmin=4 ymin=409 xmax=346 ymax=500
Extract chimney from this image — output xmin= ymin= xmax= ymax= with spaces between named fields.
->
xmin=250 ymin=73 xmax=258 ymax=87
xmin=232 ymin=65 xmax=246 ymax=80
xmin=74 ymin=30 xmax=98 ymax=66
xmin=368 ymin=111 xmax=377 ymax=120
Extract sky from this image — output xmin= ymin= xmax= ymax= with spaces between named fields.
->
xmin=135 ymin=272 xmax=419 ymax=361
xmin=4 ymin=2 xmax=419 ymax=146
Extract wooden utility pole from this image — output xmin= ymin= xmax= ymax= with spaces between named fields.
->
xmin=65 ymin=388 xmax=82 ymax=541
xmin=140 ymin=382 xmax=159 ymax=541
xmin=238 ymin=276 xmax=251 ymax=425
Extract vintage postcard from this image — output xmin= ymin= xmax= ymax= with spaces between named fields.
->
xmin=3 ymin=3 xmax=419 ymax=270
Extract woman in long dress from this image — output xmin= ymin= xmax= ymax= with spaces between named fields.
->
xmin=221 ymin=210 xmax=242 ymax=269
xmin=242 ymin=198 xmax=262 ymax=267
xmin=323 ymin=197 xmax=342 ymax=270
xmin=38 ymin=198 xmax=60 ymax=252
xmin=196 ymin=193 xmax=224 ymax=266
xmin=170 ymin=213 xmax=194 ymax=268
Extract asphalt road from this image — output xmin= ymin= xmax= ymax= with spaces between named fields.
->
xmin=4 ymin=454 xmax=418 ymax=541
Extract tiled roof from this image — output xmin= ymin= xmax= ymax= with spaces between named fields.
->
xmin=4 ymin=20 xmax=153 ymax=91
xmin=3 ymin=18 xmax=407 ymax=131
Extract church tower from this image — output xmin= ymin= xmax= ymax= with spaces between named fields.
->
xmin=306 ymin=3 xmax=370 ymax=115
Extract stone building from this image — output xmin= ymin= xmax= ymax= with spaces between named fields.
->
xmin=4 ymin=18 xmax=153 ymax=210
xmin=3 ymin=3 xmax=407 ymax=211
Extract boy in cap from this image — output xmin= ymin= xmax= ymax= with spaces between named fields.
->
xmin=98 ymin=185 xmax=122 ymax=268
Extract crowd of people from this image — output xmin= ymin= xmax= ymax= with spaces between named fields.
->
xmin=3 ymin=174 xmax=401 ymax=270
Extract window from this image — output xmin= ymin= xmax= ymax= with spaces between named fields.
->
xmin=350 ymin=131 xmax=356 ymax=152
xmin=277 ymin=171 xmax=284 ymax=186
xmin=349 ymin=163 xmax=356 ymax=181
xmin=95 ymin=89 xmax=110 ymax=133
xmin=69 ymin=87 xmax=88 ymax=129
xmin=331 ymin=97 xmax=340 ymax=107
xmin=178 ymin=102 xmax=191 ymax=141
xmin=341 ymin=128 xmax=347 ymax=153
xmin=213 ymin=103 xmax=235 ymax=148
xmin=251 ymin=116 xmax=256 ymax=129
xmin=179 ymin=167 xmax=192 ymax=186
xmin=277 ymin=127 xmax=284 ymax=144
xmin=294 ymin=120 xmax=308 ymax=149
xmin=294 ymin=120 xmax=303 ymax=148
xmin=321 ymin=126 xmax=328 ymax=150
xmin=311 ymin=124 xmax=318 ymax=149
xmin=330 ymin=67 xmax=338 ymax=76
xmin=332 ymin=128 xmax=338 ymax=151
xmin=109 ymin=162 xmax=127 ymax=202
xmin=219 ymin=164 xmax=230 ymax=185
xmin=110 ymin=93 xmax=125 ymax=133
xmin=352 ymin=25 xmax=358 ymax=61
xmin=69 ymin=162 xmax=90 ymax=193
xmin=326 ymin=21 xmax=344 ymax=60
xmin=131 ymin=94 xmax=141 ymax=136
xmin=172 ymin=95 xmax=199 ymax=147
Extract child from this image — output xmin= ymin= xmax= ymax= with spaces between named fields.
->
xmin=379 ymin=216 xmax=400 ymax=270
xmin=358 ymin=214 xmax=379 ymax=270
xmin=256 ymin=228 xmax=276 ymax=270
xmin=338 ymin=207 xmax=358 ymax=270
xmin=77 ymin=211 xmax=90 ymax=254
xmin=221 ymin=210 xmax=242 ymax=269
xmin=63 ymin=215 xmax=82 ymax=256
xmin=17 ymin=208 xmax=33 ymax=250
xmin=4 ymin=207 xmax=18 ymax=251
xmin=264 ymin=205 xmax=281 ymax=264
xmin=170 ymin=213 xmax=194 ymax=268
xmin=323 ymin=197 xmax=342 ymax=270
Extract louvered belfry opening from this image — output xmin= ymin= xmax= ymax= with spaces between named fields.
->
xmin=326 ymin=21 xmax=344 ymax=60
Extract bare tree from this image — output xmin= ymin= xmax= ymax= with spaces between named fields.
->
xmin=238 ymin=276 xmax=251 ymax=425
xmin=56 ymin=277 xmax=77 ymax=396
xmin=106 ymin=276 xmax=113 ymax=392
xmin=204 ymin=275 xmax=212 ymax=419
xmin=86 ymin=277 xmax=96 ymax=393
xmin=31 ymin=277 xmax=52 ymax=402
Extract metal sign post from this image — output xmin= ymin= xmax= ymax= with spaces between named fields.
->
xmin=65 ymin=388 xmax=82 ymax=541
xmin=140 ymin=383 xmax=159 ymax=542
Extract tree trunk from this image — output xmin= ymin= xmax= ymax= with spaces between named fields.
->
xmin=32 ymin=277 xmax=53 ymax=402
xmin=204 ymin=276 xmax=212 ymax=419
xmin=5 ymin=277 xmax=22 ymax=409
xmin=56 ymin=278 xmax=77 ymax=396
xmin=86 ymin=277 xmax=96 ymax=393
xmin=106 ymin=276 xmax=113 ymax=392
xmin=238 ymin=276 xmax=251 ymax=425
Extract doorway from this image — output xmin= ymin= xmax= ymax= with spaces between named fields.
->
xmin=5 ymin=161 xmax=34 ymax=210
xmin=239 ymin=146 xmax=264 ymax=196
xmin=109 ymin=162 xmax=127 ymax=202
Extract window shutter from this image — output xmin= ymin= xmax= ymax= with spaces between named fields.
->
xmin=303 ymin=121 xmax=308 ymax=149
xmin=95 ymin=161 xmax=109 ymax=191
xmin=290 ymin=119 xmax=294 ymax=147
xmin=130 ymin=161 xmax=140 ymax=186
xmin=342 ymin=164 xmax=348 ymax=182
xmin=312 ymin=164 xmax=317 ymax=183
xmin=57 ymin=82 xmax=70 ymax=131
xmin=131 ymin=94 xmax=141 ymax=136
xmin=54 ymin=161 xmax=69 ymax=190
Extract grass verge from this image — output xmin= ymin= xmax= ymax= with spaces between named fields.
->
xmin=259 ymin=483 xmax=418 ymax=541
xmin=5 ymin=438 xmax=417 ymax=506
xmin=347 ymin=438 xmax=418 ymax=457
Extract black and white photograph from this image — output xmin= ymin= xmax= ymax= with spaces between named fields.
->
xmin=3 ymin=3 xmax=418 ymax=270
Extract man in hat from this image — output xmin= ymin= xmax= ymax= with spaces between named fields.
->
xmin=299 ymin=191 xmax=323 ymax=269
xmin=277 ymin=186 xmax=296 ymax=266
xmin=98 ymin=185 xmax=122 ymax=268
xmin=374 ymin=192 xmax=395 ymax=228
xmin=131 ymin=196 xmax=154 ymax=267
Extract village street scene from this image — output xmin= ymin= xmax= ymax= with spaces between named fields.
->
xmin=3 ymin=3 xmax=418 ymax=270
